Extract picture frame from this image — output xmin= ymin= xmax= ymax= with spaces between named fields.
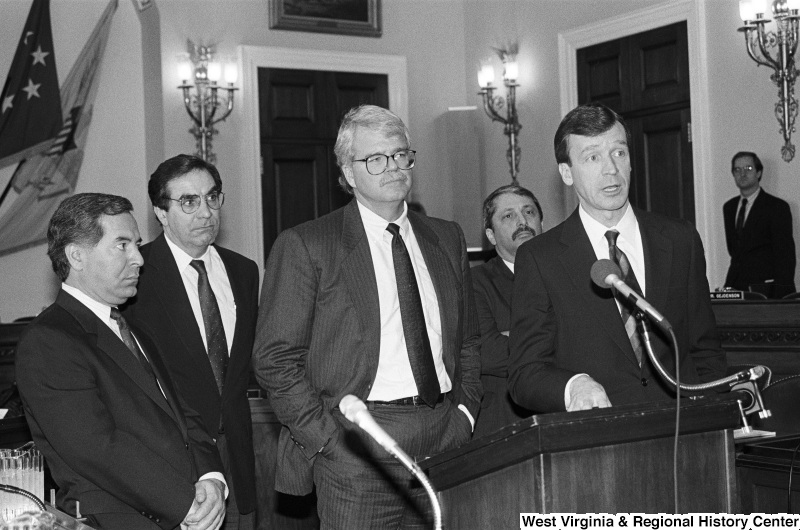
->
xmin=269 ymin=0 xmax=382 ymax=38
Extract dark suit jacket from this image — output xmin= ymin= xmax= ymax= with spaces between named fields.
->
xmin=508 ymin=208 xmax=727 ymax=413
xmin=253 ymin=199 xmax=483 ymax=495
xmin=723 ymin=189 xmax=796 ymax=293
xmin=16 ymin=290 xmax=223 ymax=529
xmin=122 ymin=233 xmax=258 ymax=514
xmin=471 ymin=256 xmax=533 ymax=437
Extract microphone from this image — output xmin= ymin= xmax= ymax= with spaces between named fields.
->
xmin=338 ymin=395 xmax=416 ymax=472
xmin=590 ymin=259 xmax=673 ymax=332
xmin=339 ymin=394 xmax=444 ymax=530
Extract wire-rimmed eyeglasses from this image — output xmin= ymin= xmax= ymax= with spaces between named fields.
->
xmin=353 ymin=150 xmax=416 ymax=176
xmin=732 ymin=165 xmax=755 ymax=175
xmin=168 ymin=192 xmax=225 ymax=214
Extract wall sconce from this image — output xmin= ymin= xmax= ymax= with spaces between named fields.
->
xmin=478 ymin=42 xmax=522 ymax=184
xmin=738 ymin=0 xmax=800 ymax=162
xmin=177 ymin=41 xmax=238 ymax=163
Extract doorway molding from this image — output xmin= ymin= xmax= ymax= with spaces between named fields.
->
xmin=237 ymin=45 xmax=408 ymax=266
xmin=557 ymin=0 xmax=715 ymax=267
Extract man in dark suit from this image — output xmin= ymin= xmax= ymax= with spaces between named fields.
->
xmin=16 ymin=193 xmax=226 ymax=530
xmin=723 ymin=151 xmax=796 ymax=297
xmin=508 ymin=103 xmax=727 ymax=413
xmin=471 ymin=184 xmax=541 ymax=437
xmin=253 ymin=104 xmax=482 ymax=528
xmin=123 ymin=155 xmax=258 ymax=530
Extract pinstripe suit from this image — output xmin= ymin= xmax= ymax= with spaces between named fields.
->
xmin=253 ymin=199 xmax=482 ymax=527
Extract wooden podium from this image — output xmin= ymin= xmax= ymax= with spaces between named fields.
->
xmin=420 ymin=398 xmax=741 ymax=524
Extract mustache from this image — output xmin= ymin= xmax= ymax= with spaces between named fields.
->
xmin=512 ymin=225 xmax=537 ymax=241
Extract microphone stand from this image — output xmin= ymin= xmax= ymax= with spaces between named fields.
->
xmin=393 ymin=451 xmax=442 ymax=530
xmin=636 ymin=314 xmax=765 ymax=393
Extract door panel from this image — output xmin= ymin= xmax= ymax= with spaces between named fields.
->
xmin=628 ymin=22 xmax=689 ymax=110
xmin=577 ymin=22 xmax=693 ymax=222
xmin=628 ymin=109 xmax=694 ymax=222
xmin=577 ymin=39 xmax=627 ymax=111
xmin=259 ymin=69 xmax=327 ymax=140
xmin=259 ymin=69 xmax=389 ymax=261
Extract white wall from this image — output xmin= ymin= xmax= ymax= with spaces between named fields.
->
xmin=1 ymin=0 xmax=798 ymax=321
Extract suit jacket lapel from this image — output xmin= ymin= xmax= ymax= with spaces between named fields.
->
xmin=340 ymin=201 xmax=381 ymax=364
xmin=146 ymin=235 xmax=212 ymax=380
xmin=636 ymin=208 xmax=672 ymax=318
xmin=409 ymin=212 xmax=458 ymax=366
xmin=558 ymin=210 xmax=639 ymax=367
xmin=216 ymin=246 xmax=246 ymax=392
xmin=57 ymin=290 xmax=178 ymax=421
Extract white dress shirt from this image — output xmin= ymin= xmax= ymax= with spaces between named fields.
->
xmin=737 ymin=186 xmax=761 ymax=226
xmin=164 ymin=234 xmax=236 ymax=356
xmin=357 ymin=200 xmax=452 ymax=401
xmin=60 ymin=282 xmax=227 ymax=491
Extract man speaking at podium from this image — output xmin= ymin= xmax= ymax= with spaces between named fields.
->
xmin=508 ymin=103 xmax=726 ymax=413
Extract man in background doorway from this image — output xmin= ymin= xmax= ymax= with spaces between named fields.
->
xmin=723 ymin=151 xmax=796 ymax=297
xmin=471 ymin=184 xmax=541 ymax=437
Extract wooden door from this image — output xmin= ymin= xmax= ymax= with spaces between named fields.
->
xmin=577 ymin=22 xmax=694 ymax=222
xmin=258 ymin=68 xmax=389 ymax=258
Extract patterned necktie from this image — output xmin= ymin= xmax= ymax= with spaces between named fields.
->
xmin=605 ymin=230 xmax=644 ymax=366
xmin=735 ymin=197 xmax=748 ymax=235
xmin=110 ymin=307 xmax=157 ymax=380
xmin=190 ymin=259 xmax=228 ymax=395
xmin=386 ymin=223 xmax=440 ymax=407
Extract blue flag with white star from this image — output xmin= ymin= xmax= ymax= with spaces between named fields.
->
xmin=0 ymin=0 xmax=62 ymax=168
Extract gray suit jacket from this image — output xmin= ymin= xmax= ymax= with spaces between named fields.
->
xmin=253 ymin=199 xmax=483 ymax=495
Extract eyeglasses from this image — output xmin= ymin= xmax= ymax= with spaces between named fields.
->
xmin=353 ymin=150 xmax=416 ymax=176
xmin=168 ymin=192 xmax=225 ymax=214
xmin=732 ymin=166 xmax=755 ymax=175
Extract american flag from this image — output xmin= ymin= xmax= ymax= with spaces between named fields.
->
xmin=0 ymin=0 xmax=62 ymax=168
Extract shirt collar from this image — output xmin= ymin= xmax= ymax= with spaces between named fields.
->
xmin=502 ymin=257 xmax=514 ymax=274
xmin=578 ymin=202 xmax=638 ymax=246
xmin=164 ymin=232 xmax=213 ymax=272
xmin=741 ymin=187 xmax=761 ymax=202
xmin=62 ymin=282 xmax=113 ymax=322
xmin=356 ymin=199 xmax=410 ymax=241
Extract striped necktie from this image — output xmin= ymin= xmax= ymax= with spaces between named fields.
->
xmin=605 ymin=230 xmax=644 ymax=366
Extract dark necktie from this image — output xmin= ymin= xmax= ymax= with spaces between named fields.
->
xmin=605 ymin=230 xmax=644 ymax=366
xmin=735 ymin=197 xmax=748 ymax=235
xmin=110 ymin=307 xmax=157 ymax=380
xmin=386 ymin=223 xmax=440 ymax=407
xmin=190 ymin=259 xmax=228 ymax=395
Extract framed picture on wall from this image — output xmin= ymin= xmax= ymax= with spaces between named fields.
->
xmin=269 ymin=0 xmax=382 ymax=37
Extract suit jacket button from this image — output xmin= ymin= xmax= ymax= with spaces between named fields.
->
xmin=185 ymin=443 xmax=189 ymax=449
xmin=218 ymin=426 xmax=225 ymax=435
xmin=641 ymin=378 xmax=648 ymax=386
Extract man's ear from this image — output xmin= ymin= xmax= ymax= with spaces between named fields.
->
xmin=65 ymin=243 xmax=86 ymax=272
xmin=343 ymin=166 xmax=356 ymax=190
xmin=154 ymin=205 xmax=168 ymax=227
xmin=485 ymin=228 xmax=497 ymax=246
xmin=558 ymin=163 xmax=573 ymax=186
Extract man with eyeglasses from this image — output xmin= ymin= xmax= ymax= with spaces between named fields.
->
xmin=123 ymin=154 xmax=259 ymax=530
xmin=253 ymin=104 xmax=482 ymax=527
xmin=723 ymin=151 xmax=796 ymax=297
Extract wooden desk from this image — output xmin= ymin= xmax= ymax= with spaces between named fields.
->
xmin=712 ymin=300 xmax=800 ymax=378
xmin=421 ymin=398 xmax=740 ymax=523
xmin=737 ymin=435 xmax=800 ymax=513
